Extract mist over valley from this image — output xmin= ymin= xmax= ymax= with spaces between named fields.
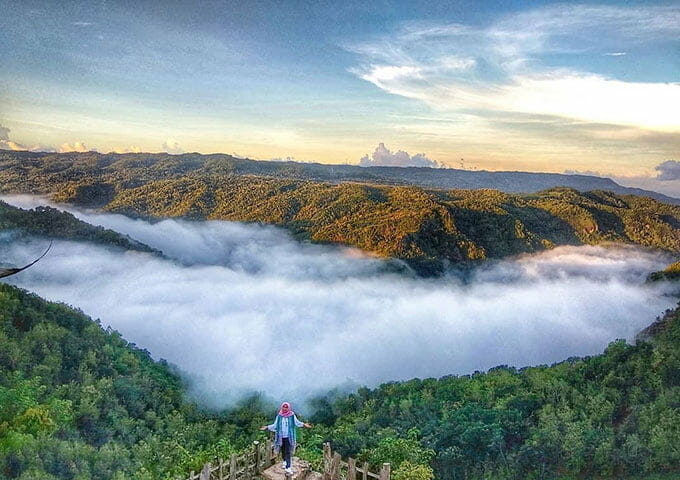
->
xmin=2 ymin=195 xmax=677 ymax=409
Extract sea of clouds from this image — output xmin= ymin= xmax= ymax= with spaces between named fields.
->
xmin=1 ymin=195 xmax=678 ymax=409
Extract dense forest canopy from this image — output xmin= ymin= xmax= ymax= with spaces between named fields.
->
xmin=0 ymin=283 xmax=275 ymax=480
xmin=1 ymin=154 xmax=680 ymax=479
xmin=1 ymin=152 xmax=679 ymax=275
xmin=0 ymin=200 xmax=156 ymax=253
xmin=1 ymin=280 xmax=680 ymax=479
xmin=1 ymin=151 xmax=677 ymax=205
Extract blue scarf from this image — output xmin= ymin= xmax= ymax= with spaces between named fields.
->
xmin=274 ymin=414 xmax=297 ymax=451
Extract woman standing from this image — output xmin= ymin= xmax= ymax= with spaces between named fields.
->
xmin=260 ymin=402 xmax=312 ymax=474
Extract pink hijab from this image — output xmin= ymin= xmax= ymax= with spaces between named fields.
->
xmin=279 ymin=402 xmax=294 ymax=417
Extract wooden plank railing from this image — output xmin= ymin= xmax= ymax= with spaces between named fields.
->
xmin=186 ymin=439 xmax=276 ymax=480
xmin=184 ymin=441 xmax=389 ymax=480
xmin=322 ymin=443 xmax=390 ymax=480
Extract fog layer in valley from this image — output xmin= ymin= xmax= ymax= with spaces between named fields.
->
xmin=1 ymin=195 xmax=678 ymax=408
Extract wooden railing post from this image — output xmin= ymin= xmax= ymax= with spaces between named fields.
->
xmin=331 ymin=452 xmax=341 ymax=480
xmin=218 ymin=458 xmax=225 ymax=480
xmin=253 ymin=441 xmax=261 ymax=474
xmin=323 ymin=442 xmax=332 ymax=480
xmin=199 ymin=463 xmax=211 ymax=480
xmin=379 ymin=463 xmax=391 ymax=480
xmin=229 ymin=454 xmax=237 ymax=480
xmin=268 ymin=439 xmax=275 ymax=466
xmin=362 ymin=462 xmax=369 ymax=480
xmin=347 ymin=458 xmax=356 ymax=480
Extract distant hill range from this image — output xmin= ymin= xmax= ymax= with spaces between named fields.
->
xmin=1 ymin=150 xmax=677 ymax=205
xmin=1 ymin=150 xmax=678 ymax=274
xmin=219 ymin=158 xmax=679 ymax=205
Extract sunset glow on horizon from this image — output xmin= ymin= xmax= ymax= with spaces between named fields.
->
xmin=1 ymin=0 xmax=678 ymax=195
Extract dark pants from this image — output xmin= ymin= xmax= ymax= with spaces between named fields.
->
xmin=281 ymin=437 xmax=292 ymax=468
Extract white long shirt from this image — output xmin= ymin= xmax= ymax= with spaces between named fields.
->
xmin=267 ymin=414 xmax=304 ymax=438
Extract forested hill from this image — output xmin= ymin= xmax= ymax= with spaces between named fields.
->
xmin=0 ymin=200 xmax=156 ymax=253
xmin=2 ymin=277 xmax=680 ymax=479
xmin=310 ymin=303 xmax=680 ymax=480
xmin=1 ymin=151 xmax=679 ymax=273
xmin=1 ymin=150 xmax=677 ymax=205
xmin=0 ymin=283 xmax=267 ymax=480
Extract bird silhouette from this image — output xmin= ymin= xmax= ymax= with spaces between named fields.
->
xmin=0 ymin=242 xmax=52 ymax=279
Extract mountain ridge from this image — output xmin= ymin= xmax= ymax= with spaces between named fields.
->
xmin=1 ymin=151 xmax=679 ymax=275
xmin=1 ymin=150 xmax=677 ymax=205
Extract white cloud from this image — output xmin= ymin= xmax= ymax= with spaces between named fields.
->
xmin=604 ymin=52 xmax=627 ymax=56
xmin=109 ymin=146 xmax=142 ymax=154
xmin=0 ymin=124 xmax=57 ymax=152
xmin=359 ymin=142 xmax=441 ymax=168
xmin=0 ymin=140 xmax=27 ymax=151
xmin=656 ymin=160 xmax=680 ymax=181
xmin=564 ymin=164 xmax=680 ymax=198
xmin=268 ymin=156 xmax=316 ymax=163
xmin=2 ymin=195 xmax=677 ymax=409
xmin=59 ymin=142 xmax=90 ymax=153
xmin=0 ymin=125 xmax=10 ymax=141
xmin=348 ymin=4 xmax=680 ymax=132
xmin=162 ymin=138 xmax=183 ymax=154
xmin=485 ymin=74 xmax=679 ymax=131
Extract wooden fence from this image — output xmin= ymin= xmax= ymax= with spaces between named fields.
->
xmin=186 ymin=440 xmax=276 ymax=480
xmin=322 ymin=443 xmax=390 ymax=480
xmin=185 ymin=441 xmax=390 ymax=480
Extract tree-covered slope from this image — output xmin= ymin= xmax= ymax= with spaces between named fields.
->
xmin=0 ymin=151 xmax=678 ymax=272
xmin=0 ymin=200 xmax=156 ymax=253
xmin=649 ymin=261 xmax=680 ymax=282
xmin=0 ymin=284 xmax=267 ymax=480
xmin=2 ymin=152 xmax=680 ymax=273
xmin=1 ymin=263 xmax=679 ymax=479
xmin=101 ymin=181 xmax=680 ymax=273
xmin=1 ymin=150 xmax=677 ymax=205
xmin=310 ymin=305 xmax=680 ymax=480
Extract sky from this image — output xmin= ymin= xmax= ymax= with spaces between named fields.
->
xmin=3 ymin=194 xmax=678 ymax=408
xmin=0 ymin=0 xmax=679 ymax=194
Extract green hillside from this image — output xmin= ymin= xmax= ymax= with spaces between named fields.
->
xmin=0 ymin=151 xmax=679 ymax=274
xmin=0 ymin=284 xmax=267 ymax=480
xmin=310 ymin=306 xmax=680 ymax=480
xmin=2 ymin=280 xmax=679 ymax=480
xmin=649 ymin=261 xmax=680 ymax=282
xmin=0 ymin=201 xmax=156 ymax=254
xmin=80 ymin=181 xmax=680 ymax=274
xmin=1 ymin=150 xmax=677 ymax=206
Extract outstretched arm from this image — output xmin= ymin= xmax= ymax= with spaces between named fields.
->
xmin=293 ymin=415 xmax=312 ymax=428
xmin=259 ymin=419 xmax=277 ymax=431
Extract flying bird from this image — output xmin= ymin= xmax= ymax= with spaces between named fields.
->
xmin=0 ymin=242 xmax=52 ymax=279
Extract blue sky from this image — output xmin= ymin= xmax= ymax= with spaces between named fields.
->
xmin=0 ymin=0 xmax=679 ymax=194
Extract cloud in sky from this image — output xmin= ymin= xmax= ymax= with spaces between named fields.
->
xmin=0 ymin=124 xmax=28 ymax=151
xmin=348 ymin=4 xmax=680 ymax=132
xmin=109 ymin=146 xmax=142 ymax=154
xmin=59 ymin=142 xmax=89 ymax=153
xmin=656 ymin=161 xmax=680 ymax=181
xmin=162 ymin=138 xmax=183 ymax=154
xmin=268 ymin=156 xmax=316 ymax=163
xmin=0 ymin=126 xmax=139 ymax=155
xmin=0 ymin=124 xmax=57 ymax=152
xmin=360 ymin=142 xmax=441 ymax=168
xmin=564 ymin=160 xmax=680 ymax=198
xmin=2 ymin=195 xmax=678 ymax=409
